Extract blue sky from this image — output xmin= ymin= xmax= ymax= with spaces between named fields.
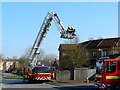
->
xmin=0 ymin=2 xmax=2 ymax=55
xmin=2 ymin=2 xmax=118 ymax=58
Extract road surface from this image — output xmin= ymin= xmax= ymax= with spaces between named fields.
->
xmin=1 ymin=78 xmax=94 ymax=90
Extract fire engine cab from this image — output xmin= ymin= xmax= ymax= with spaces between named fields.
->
xmin=27 ymin=64 xmax=53 ymax=81
xmin=95 ymin=57 xmax=120 ymax=90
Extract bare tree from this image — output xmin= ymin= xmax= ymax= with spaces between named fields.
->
xmin=61 ymin=36 xmax=87 ymax=69
xmin=41 ymin=53 xmax=57 ymax=65
xmin=21 ymin=46 xmax=32 ymax=59
xmin=115 ymin=41 xmax=120 ymax=54
xmin=112 ymin=41 xmax=120 ymax=54
xmin=62 ymin=44 xmax=87 ymax=69
xmin=20 ymin=46 xmax=45 ymax=63
xmin=11 ymin=56 xmax=18 ymax=60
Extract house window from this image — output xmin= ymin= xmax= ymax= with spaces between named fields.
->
xmin=92 ymin=52 xmax=96 ymax=56
xmin=102 ymin=50 xmax=107 ymax=56
xmin=86 ymin=52 xmax=88 ymax=56
xmin=106 ymin=61 xmax=116 ymax=73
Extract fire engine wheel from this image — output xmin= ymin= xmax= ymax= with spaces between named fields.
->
xmin=113 ymin=83 xmax=120 ymax=90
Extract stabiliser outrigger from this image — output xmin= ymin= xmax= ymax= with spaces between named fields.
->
xmin=24 ymin=12 xmax=76 ymax=82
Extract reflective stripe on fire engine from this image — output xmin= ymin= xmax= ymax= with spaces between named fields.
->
xmin=106 ymin=76 xmax=119 ymax=79
xmin=95 ymin=74 xmax=102 ymax=78
xmin=35 ymin=76 xmax=51 ymax=80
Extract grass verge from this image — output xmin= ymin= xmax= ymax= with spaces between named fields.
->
xmin=2 ymin=73 xmax=23 ymax=79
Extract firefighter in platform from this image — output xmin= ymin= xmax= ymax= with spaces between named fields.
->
xmin=71 ymin=26 xmax=75 ymax=36
xmin=67 ymin=26 xmax=72 ymax=33
xmin=67 ymin=26 xmax=76 ymax=36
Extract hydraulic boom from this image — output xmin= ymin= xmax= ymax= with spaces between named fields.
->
xmin=29 ymin=12 xmax=76 ymax=68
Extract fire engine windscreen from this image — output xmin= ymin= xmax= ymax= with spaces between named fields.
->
xmin=34 ymin=67 xmax=51 ymax=73
xmin=96 ymin=61 xmax=104 ymax=74
xmin=106 ymin=61 xmax=116 ymax=73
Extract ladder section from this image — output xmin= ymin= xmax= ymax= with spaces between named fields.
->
xmin=29 ymin=13 xmax=52 ymax=68
xmin=29 ymin=12 xmax=76 ymax=68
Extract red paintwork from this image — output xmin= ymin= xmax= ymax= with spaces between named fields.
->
xmin=27 ymin=65 xmax=52 ymax=81
xmin=95 ymin=58 xmax=120 ymax=90
xmin=35 ymin=66 xmax=50 ymax=68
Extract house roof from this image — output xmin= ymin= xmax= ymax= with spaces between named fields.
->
xmin=59 ymin=37 xmax=120 ymax=50
xmin=81 ymin=37 xmax=120 ymax=49
xmin=2 ymin=59 xmax=19 ymax=62
xmin=83 ymin=39 xmax=103 ymax=49
xmin=80 ymin=41 xmax=91 ymax=47
xmin=58 ymin=44 xmax=79 ymax=51
xmin=97 ymin=37 xmax=120 ymax=48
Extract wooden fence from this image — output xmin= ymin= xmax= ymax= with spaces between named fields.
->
xmin=56 ymin=68 xmax=96 ymax=82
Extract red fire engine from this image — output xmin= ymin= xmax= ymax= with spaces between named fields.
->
xmin=27 ymin=64 xmax=55 ymax=81
xmin=95 ymin=57 xmax=120 ymax=90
